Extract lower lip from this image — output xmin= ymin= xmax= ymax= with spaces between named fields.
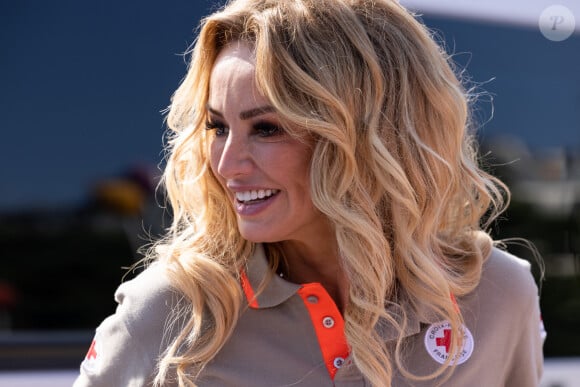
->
xmin=235 ymin=193 xmax=278 ymax=216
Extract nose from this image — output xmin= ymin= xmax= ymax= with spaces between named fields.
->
xmin=215 ymin=132 xmax=253 ymax=179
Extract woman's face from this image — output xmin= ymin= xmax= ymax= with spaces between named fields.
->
xmin=207 ymin=42 xmax=329 ymax=245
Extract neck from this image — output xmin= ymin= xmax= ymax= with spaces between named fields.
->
xmin=278 ymin=238 xmax=349 ymax=312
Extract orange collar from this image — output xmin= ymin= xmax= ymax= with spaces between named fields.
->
xmin=240 ymin=244 xmax=457 ymax=340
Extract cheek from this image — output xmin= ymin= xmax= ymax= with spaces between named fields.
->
xmin=208 ymin=141 xmax=222 ymax=176
xmin=207 ymin=143 xmax=229 ymax=192
xmin=279 ymin=150 xmax=312 ymax=195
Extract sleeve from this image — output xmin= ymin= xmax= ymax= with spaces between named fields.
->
xmin=72 ymin=308 xmax=155 ymax=387
xmin=73 ymin=265 xmax=176 ymax=387
xmin=505 ymin=285 xmax=545 ymax=386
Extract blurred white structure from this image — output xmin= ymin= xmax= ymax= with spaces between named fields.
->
xmin=400 ymin=0 xmax=580 ymax=31
xmin=541 ymin=358 xmax=580 ymax=387
xmin=0 ymin=360 xmax=579 ymax=387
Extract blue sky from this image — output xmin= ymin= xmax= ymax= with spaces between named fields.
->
xmin=1 ymin=1 xmax=579 ymax=210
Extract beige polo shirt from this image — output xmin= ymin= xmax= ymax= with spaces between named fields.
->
xmin=74 ymin=245 xmax=544 ymax=386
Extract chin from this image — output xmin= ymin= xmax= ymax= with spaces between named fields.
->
xmin=239 ymin=228 xmax=279 ymax=244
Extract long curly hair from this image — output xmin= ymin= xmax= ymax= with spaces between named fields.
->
xmin=152 ymin=0 xmax=508 ymax=385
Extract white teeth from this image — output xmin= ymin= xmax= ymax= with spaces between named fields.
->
xmin=257 ymin=189 xmax=271 ymax=199
xmin=235 ymin=189 xmax=278 ymax=203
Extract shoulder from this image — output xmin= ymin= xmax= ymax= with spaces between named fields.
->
xmin=115 ymin=263 xmax=179 ymax=320
xmin=461 ymin=246 xmax=540 ymax=325
xmin=114 ymin=262 xmax=184 ymax=339
xmin=479 ymin=247 xmax=538 ymax=304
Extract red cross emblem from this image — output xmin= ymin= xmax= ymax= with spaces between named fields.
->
xmin=425 ymin=321 xmax=474 ymax=365
xmin=435 ymin=329 xmax=452 ymax=353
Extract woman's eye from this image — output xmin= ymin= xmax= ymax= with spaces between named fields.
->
xmin=205 ymin=121 xmax=228 ymax=137
xmin=254 ymin=122 xmax=283 ymax=138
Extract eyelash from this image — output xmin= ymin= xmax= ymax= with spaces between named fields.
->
xmin=254 ymin=122 xmax=283 ymax=137
xmin=204 ymin=120 xmax=283 ymax=138
xmin=205 ymin=120 xmax=227 ymax=136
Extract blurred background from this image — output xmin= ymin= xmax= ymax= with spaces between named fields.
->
xmin=0 ymin=0 xmax=578 ymax=385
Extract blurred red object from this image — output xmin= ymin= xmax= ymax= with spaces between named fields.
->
xmin=0 ymin=280 xmax=18 ymax=309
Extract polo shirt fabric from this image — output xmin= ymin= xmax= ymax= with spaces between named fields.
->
xmin=73 ymin=245 xmax=544 ymax=386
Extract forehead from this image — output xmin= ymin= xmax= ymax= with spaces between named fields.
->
xmin=209 ymin=42 xmax=268 ymax=108
xmin=211 ymin=41 xmax=256 ymax=79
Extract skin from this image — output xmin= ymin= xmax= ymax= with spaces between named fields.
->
xmin=207 ymin=42 xmax=347 ymax=308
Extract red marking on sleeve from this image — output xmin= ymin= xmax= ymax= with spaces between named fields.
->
xmin=297 ymin=284 xmax=349 ymax=380
xmin=240 ymin=270 xmax=259 ymax=308
xmin=86 ymin=339 xmax=98 ymax=360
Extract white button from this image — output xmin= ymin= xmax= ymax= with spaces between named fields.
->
xmin=322 ymin=316 xmax=335 ymax=328
xmin=306 ymin=295 xmax=318 ymax=304
xmin=333 ymin=357 xmax=345 ymax=368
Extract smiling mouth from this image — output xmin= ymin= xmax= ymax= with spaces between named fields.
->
xmin=235 ymin=189 xmax=279 ymax=204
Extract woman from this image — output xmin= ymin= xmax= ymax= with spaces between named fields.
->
xmin=74 ymin=0 xmax=544 ymax=385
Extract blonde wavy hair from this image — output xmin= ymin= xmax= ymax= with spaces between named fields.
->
xmin=152 ymin=0 xmax=508 ymax=385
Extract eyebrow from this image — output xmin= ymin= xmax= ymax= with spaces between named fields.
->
xmin=206 ymin=105 xmax=276 ymax=120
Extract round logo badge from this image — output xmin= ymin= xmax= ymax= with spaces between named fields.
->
xmin=538 ymin=5 xmax=576 ymax=42
xmin=424 ymin=321 xmax=474 ymax=365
